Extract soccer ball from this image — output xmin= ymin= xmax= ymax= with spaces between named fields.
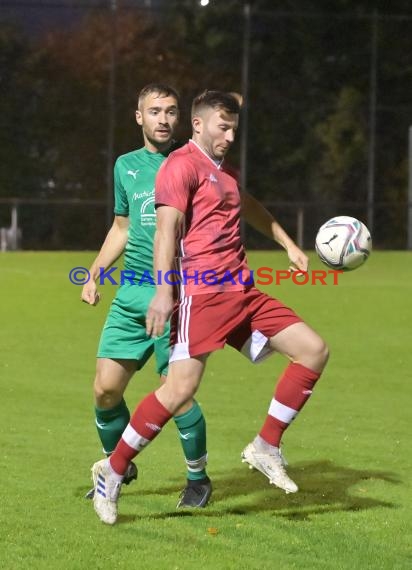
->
xmin=315 ymin=216 xmax=372 ymax=270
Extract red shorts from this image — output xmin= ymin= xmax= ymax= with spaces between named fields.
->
xmin=169 ymin=286 xmax=302 ymax=363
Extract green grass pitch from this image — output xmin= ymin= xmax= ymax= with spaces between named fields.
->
xmin=1 ymin=251 xmax=411 ymax=569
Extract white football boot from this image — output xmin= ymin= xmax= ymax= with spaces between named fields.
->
xmin=91 ymin=459 xmax=123 ymax=525
xmin=241 ymin=442 xmax=298 ymax=494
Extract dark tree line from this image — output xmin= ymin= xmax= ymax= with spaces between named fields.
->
xmin=1 ymin=0 xmax=412 ymax=247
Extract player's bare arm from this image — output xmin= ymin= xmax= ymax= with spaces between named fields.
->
xmin=81 ymin=215 xmax=130 ymax=305
xmin=241 ymin=191 xmax=308 ymax=272
xmin=146 ymin=205 xmax=183 ymax=337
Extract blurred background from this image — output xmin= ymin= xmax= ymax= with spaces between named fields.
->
xmin=1 ymin=0 xmax=412 ymax=251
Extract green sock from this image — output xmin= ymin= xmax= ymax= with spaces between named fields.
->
xmin=95 ymin=398 xmax=130 ymax=455
xmin=173 ymin=400 xmax=208 ymax=481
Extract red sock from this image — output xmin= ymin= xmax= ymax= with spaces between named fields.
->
xmin=259 ymin=362 xmax=321 ymax=447
xmin=110 ymin=392 xmax=172 ymax=475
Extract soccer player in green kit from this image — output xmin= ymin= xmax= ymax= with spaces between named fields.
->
xmin=81 ymin=84 xmax=211 ymax=508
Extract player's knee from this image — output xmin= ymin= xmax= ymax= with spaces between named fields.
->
xmin=299 ymin=334 xmax=329 ymax=372
xmin=318 ymin=339 xmax=329 ymax=367
xmin=160 ymin=375 xmax=198 ymax=412
xmin=311 ymin=336 xmax=329 ymax=369
xmin=93 ymin=372 xmax=123 ymax=405
xmin=172 ymin=381 xmax=197 ymax=404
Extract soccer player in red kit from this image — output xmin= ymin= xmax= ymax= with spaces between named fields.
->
xmin=91 ymin=90 xmax=329 ymax=525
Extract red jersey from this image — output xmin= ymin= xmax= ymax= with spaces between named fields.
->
xmin=155 ymin=140 xmax=253 ymax=295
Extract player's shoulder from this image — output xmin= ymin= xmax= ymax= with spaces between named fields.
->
xmin=115 ymin=148 xmax=144 ymax=168
xmin=160 ymin=142 xmax=196 ymax=173
xmin=166 ymin=141 xmax=193 ymax=161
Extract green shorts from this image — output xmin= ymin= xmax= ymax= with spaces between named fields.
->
xmin=97 ymin=284 xmax=170 ymax=376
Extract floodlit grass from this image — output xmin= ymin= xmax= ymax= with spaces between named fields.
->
xmin=1 ymin=251 xmax=411 ymax=569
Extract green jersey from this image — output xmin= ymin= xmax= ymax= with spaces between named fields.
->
xmin=114 ymin=147 xmax=169 ymax=284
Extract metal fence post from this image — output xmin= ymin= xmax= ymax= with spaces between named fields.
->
xmin=367 ymin=10 xmax=378 ymax=236
xmin=297 ymin=206 xmax=304 ymax=250
xmin=408 ymin=126 xmax=412 ymax=249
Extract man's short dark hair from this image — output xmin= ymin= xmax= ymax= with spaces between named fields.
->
xmin=191 ymin=90 xmax=240 ymax=118
xmin=137 ymin=83 xmax=180 ymax=109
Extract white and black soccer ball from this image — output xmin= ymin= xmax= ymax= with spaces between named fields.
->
xmin=315 ymin=216 xmax=372 ymax=271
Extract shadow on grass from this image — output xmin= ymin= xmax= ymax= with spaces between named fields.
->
xmin=107 ymin=459 xmax=400 ymax=523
